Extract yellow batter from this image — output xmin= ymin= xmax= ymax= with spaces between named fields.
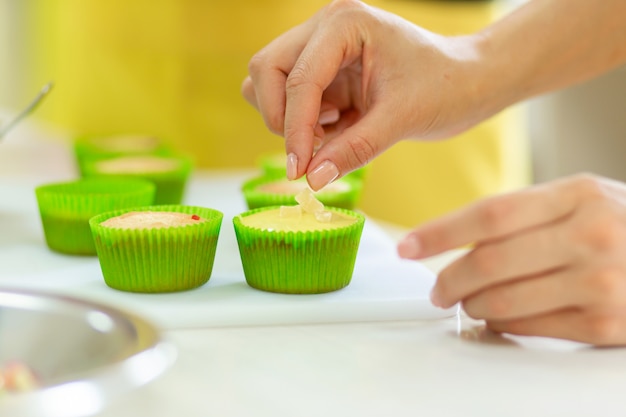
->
xmin=240 ymin=208 xmax=356 ymax=233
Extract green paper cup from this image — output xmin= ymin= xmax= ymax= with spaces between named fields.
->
xmin=233 ymin=206 xmax=365 ymax=294
xmin=35 ymin=178 xmax=156 ymax=255
xmin=257 ymin=151 xmax=289 ymax=179
xmin=90 ymin=205 xmax=223 ymax=293
xmin=73 ymin=134 xmax=173 ymax=176
xmin=82 ymin=154 xmax=193 ymax=204
xmin=242 ymin=175 xmax=362 ymax=210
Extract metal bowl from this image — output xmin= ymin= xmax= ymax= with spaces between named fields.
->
xmin=0 ymin=288 xmax=176 ymax=417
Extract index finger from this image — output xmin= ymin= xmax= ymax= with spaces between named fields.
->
xmin=398 ymin=176 xmax=600 ymax=259
xmin=284 ymin=18 xmax=363 ymax=179
xmin=245 ymin=21 xmax=317 ymax=137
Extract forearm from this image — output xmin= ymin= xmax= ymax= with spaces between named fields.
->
xmin=472 ymin=0 xmax=626 ymax=116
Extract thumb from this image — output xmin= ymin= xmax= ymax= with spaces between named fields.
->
xmin=305 ymin=111 xmax=396 ymax=190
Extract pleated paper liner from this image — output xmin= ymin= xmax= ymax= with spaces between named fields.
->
xmin=89 ymin=205 xmax=223 ymax=293
xmin=73 ymin=134 xmax=174 ymax=176
xmin=241 ymin=175 xmax=363 ymax=210
xmin=233 ymin=206 xmax=365 ymax=294
xmin=35 ymin=178 xmax=156 ymax=255
xmin=82 ymin=154 xmax=193 ymax=205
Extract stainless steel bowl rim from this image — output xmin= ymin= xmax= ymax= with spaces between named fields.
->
xmin=0 ymin=288 xmax=177 ymax=417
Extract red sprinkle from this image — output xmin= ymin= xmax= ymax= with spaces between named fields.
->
xmin=191 ymin=214 xmax=200 ymax=220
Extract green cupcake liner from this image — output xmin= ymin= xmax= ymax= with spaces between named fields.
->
xmin=242 ymin=175 xmax=363 ymax=210
xmin=90 ymin=205 xmax=223 ymax=293
xmin=73 ymin=134 xmax=174 ymax=176
xmin=35 ymin=178 xmax=156 ymax=255
xmin=233 ymin=206 xmax=365 ymax=294
xmin=257 ymin=151 xmax=290 ymax=179
xmin=82 ymin=155 xmax=193 ymax=204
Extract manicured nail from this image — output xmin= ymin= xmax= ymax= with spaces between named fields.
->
xmin=397 ymin=235 xmax=421 ymax=259
xmin=319 ymin=109 xmax=340 ymax=125
xmin=430 ymin=287 xmax=443 ymax=308
xmin=287 ymin=153 xmax=298 ymax=180
xmin=308 ymin=160 xmax=339 ymax=191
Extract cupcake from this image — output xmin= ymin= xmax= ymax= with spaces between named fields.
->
xmin=82 ymin=154 xmax=193 ymax=204
xmin=35 ymin=178 xmax=156 ymax=255
xmin=73 ymin=134 xmax=172 ymax=175
xmin=89 ymin=205 xmax=223 ymax=293
xmin=233 ymin=189 xmax=365 ymax=294
xmin=242 ymin=175 xmax=362 ymax=210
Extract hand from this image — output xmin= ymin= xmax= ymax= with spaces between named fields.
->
xmin=242 ymin=0 xmax=486 ymax=190
xmin=398 ymin=174 xmax=626 ymax=346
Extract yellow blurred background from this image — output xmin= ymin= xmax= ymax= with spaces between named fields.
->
xmin=1 ymin=0 xmax=530 ymax=227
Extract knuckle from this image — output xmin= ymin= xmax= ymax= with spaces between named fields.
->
xmin=345 ymin=133 xmax=377 ymax=170
xmin=572 ymin=214 xmax=625 ymax=253
xmin=283 ymin=124 xmax=301 ymax=141
xmin=586 ymin=267 xmax=626 ymax=306
xmin=570 ymin=173 xmax=607 ymax=200
xmin=326 ymin=0 xmax=367 ymax=15
xmin=266 ymin=119 xmax=284 ymax=136
xmin=477 ymin=198 xmax=515 ymax=235
xmin=285 ymin=63 xmax=318 ymax=93
xmin=265 ymin=110 xmax=285 ymax=136
xmin=468 ymin=246 xmax=501 ymax=280
xmin=247 ymin=50 xmax=268 ymax=78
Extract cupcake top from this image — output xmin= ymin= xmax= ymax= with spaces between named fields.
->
xmin=94 ymin=155 xmax=181 ymax=174
xmin=101 ymin=211 xmax=207 ymax=229
xmin=257 ymin=178 xmax=350 ymax=195
xmin=240 ymin=208 xmax=357 ymax=232
xmin=87 ymin=134 xmax=161 ymax=153
xmin=240 ymin=189 xmax=358 ymax=232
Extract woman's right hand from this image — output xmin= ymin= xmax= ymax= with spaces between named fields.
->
xmin=242 ymin=0 xmax=488 ymax=190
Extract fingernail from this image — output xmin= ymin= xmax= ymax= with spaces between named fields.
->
xmin=287 ymin=153 xmax=298 ymax=180
xmin=319 ymin=109 xmax=340 ymax=125
xmin=397 ymin=235 xmax=421 ymax=259
xmin=430 ymin=287 xmax=443 ymax=308
xmin=308 ymin=160 xmax=339 ymax=191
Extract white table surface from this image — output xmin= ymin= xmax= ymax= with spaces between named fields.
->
xmin=3 ymin=119 xmax=626 ymax=417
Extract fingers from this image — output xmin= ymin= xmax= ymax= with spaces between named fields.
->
xmin=283 ymin=24 xmax=362 ymax=181
xmin=464 ymin=264 xmax=626 ymax=322
xmin=460 ymin=268 xmax=576 ymax=320
xmin=398 ymin=175 xmax=599 ymax=260
xmin=487 ymin=309 xmax=626 ymax=347
xmin=246 ymin=22 xmax=315 ymax=137
xmin=431 ymin=221 xmax=572 ymax=308
xmin=307 ymin=108 xmax=394 ymax=189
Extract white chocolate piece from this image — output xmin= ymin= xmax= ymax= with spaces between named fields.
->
xmin=315 ymin=210 xmax=332 ymax=223
xmin=279 ymin=205 xmax=302 ymax=219
xmin=295 ymin=188 xmax=324 ymax=214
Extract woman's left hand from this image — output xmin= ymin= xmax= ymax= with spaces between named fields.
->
xmin=398 ymin=174 xmax=626 ymax=346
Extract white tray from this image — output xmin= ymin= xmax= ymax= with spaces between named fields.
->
xmin=0 ymin=169 xmax=456 ymax=330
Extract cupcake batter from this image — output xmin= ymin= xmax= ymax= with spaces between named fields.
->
xmin=101 ymin=211 xmax=206 ymax=229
